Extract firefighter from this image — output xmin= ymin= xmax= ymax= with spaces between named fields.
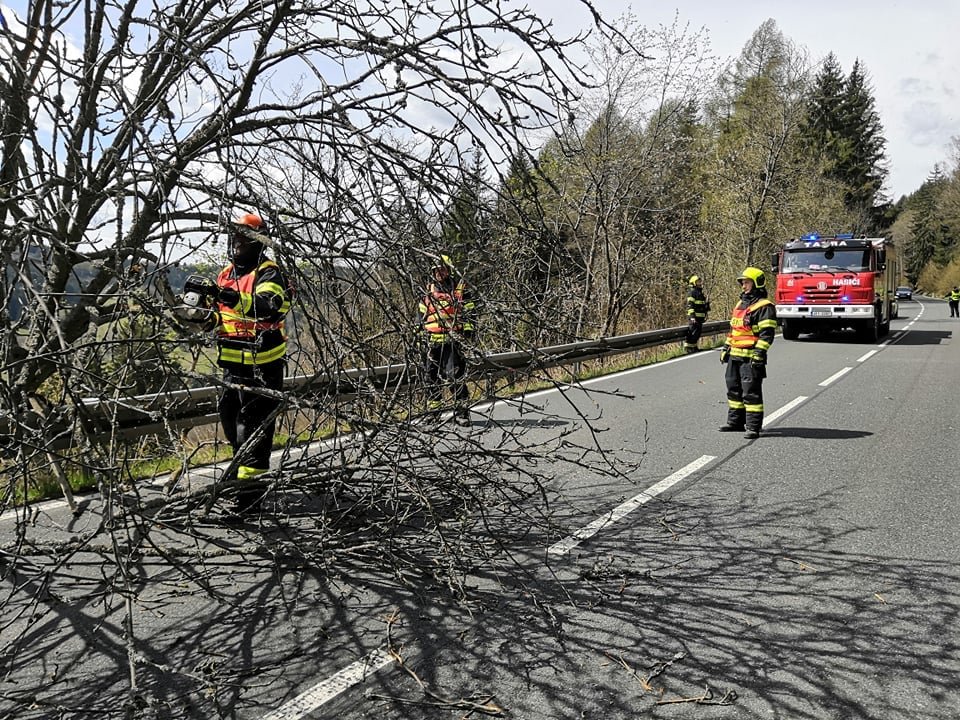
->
xmin=719 ymin=267 xmax=777 ymax=439
xmin=199 ymin=212 xmax=292 ymax=514
xmin=418 ymin=254 xmax=477 ymax=426
xmin=948 ymin=286 xmax=960 ymax=317
xmin=684 ymin=274 xmax=711 ymax=353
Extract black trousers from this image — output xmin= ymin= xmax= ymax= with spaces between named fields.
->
xmin=725 ymin=358 xmax=765 ymax=432
xmin=950 ymin=300 xmax=959 ymax=317
xmin=424 ymin=342 xmax=468 ymax=404
xmin=219 ymin=360 xmax=285 ymax=478
xmin=684 ymin=319 xmax=704 ymax=349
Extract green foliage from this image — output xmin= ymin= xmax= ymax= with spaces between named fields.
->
xmin=802 ymin=55 xmax=889 ymax=229
xmin=702 ymin=20 xmax=850 ymax=268
xmin=905 ymin=168 xmax=951 ymax=282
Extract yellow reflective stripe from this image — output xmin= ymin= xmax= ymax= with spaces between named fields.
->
xmin=218 ymin=342 xmax=286 ymax=365
xmin=745 ymin=403 xmax=764 ymax=412
xmin=258 ymin=280 xmax=284 ymax=296
xmin=239 ymin=292 xmax=254 ymax=314
xmin=238 ymin=466 xmax=268 ymax=480
xmin=755 ymin=340 xmax=772 ymax=351
xmin=728 ymin=400 xmax=745 ymax=409
xmin=757 ymin=319 xmax=777 ymax=330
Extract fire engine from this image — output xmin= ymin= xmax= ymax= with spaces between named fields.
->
xmin=771 ymin=233 xmax=899 ymax=341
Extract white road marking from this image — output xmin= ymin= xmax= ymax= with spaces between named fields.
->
xmin=547 ymin=455 xmax=715 ymax=557
xmin=763 ymin=396 xmax=807 ymax=426
xmin=261 ymin=647 xmax=395 ymax=720
xmin=819 ymin=367 xmax=852 ymax=387
xmin=857 ymin=349 xmax=878 ymax=362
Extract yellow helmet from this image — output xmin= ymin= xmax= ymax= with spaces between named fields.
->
xmin=737 ymin=266 xmax=766 ymax=289
xmin=688 ymin=274 xmax=700 ymax=285
xmin=432 ymin=254 xmax=455 ymax=272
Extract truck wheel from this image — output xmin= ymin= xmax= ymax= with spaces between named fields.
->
xmin=781 ymin=320 xmax=799 ymax=340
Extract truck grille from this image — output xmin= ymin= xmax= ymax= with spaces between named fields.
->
xmin=801 ymin=285 xmax=842 ymax=301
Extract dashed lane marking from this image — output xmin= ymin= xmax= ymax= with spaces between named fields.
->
xmin=763 ymin=396 xmax=807 ymax=426
xmin=546 ymin=454 xmax=716 ymax=557
xmin=261 ymin=647 xmax=395 ymax=720
xmin=819 ymin=367 xmax=852 ymax=387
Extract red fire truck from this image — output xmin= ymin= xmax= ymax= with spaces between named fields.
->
xmin=771 ymin=233 xmax=899 ymax=341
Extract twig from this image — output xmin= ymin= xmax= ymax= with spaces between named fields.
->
xmin=656 ymin=686 xmax=738 ymax=706
xmin=383 ymin=608 xmax=505 ymax=716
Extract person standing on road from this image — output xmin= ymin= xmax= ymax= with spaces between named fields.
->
xmin=683 ymin=274 xmax=711 ymax=353
xmin=948 ymin=286 xmax=960 ymax=317
xmin=201 ymin=212 xmax=292 ymax=514
xmin=719 ymin=267 xmax=777 ymax=440
xmin=419 ymin=254 xmax=477 ymax=426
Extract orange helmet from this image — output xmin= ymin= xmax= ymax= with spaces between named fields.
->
xmin=229 ymin=211 xmax=271 ymax=264
xmin=232 ymin=212 xmax=269 ymax=238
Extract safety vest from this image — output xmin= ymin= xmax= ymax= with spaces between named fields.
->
xmin=420 ymin=282 xmax=473 ymax=343
xmin=215 ymin=260 xmax=288 ymax=365
xmin=951 ymin=290 xmax=960 ymax=301
xmin=727 ymin=298 xmax=774 ymax=357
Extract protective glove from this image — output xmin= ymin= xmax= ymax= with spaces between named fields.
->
xmin=688 ymin=316 xmax=698 ymax=326
xmin=217 ymin=286 xmax=241 ymax=307
xmin=750 ymin=349 xmax=767 ymax=366
xmin=719 ymin=345 xmax=730 ymax=364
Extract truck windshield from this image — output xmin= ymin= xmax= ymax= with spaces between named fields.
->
xmin=782 ymin=249 xmax=871 ymax=273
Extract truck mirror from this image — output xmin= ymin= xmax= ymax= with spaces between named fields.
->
xmin=770 ymin=252 xmax=779 ymax=273
xmin=877 ymin=249 xmax=886 ymax=270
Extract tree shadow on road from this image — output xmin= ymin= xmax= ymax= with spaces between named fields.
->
xmin=341 ymin=483 xmax=960 ymax=720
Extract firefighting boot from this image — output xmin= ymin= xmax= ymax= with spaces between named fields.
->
xmin=232 ymin=483 xmax=267 ymax=516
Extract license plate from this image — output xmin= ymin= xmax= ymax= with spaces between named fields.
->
xmin=810 ymin=309 xmax=831 ymax=316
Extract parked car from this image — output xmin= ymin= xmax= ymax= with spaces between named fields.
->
xmin=896 ymin=286 xmax=913 ymax=300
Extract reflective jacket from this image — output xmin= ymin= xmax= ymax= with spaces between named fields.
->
xmin=215 ymin=260 xmax=291 ymax=367
xmin=686 ymin=284 xmax=710 ymax=320
xmin=726 ymin=295 xmax=776 ymax=359
xmin=419 ymin=280 xmax=476 ymax=344
xmin=950 ymin=289 xmax=960 ymax=302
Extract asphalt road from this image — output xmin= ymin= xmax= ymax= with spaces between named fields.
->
xmin=2 ymin=297 xmax=958 ymax=719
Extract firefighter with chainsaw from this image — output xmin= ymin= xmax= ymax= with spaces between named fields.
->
xmin=718 ymin=267 xmax=776 ymax=440
xmin=180 ymin=212 xmax=292 ymax=514
xmin=683 ymin=274 xmax=711 ymax=353
xmin=418 ymin=254 xmax=477 ymax=426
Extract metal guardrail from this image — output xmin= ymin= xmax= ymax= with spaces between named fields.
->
xmin=3 ymin=321 xmax=728 ymax=449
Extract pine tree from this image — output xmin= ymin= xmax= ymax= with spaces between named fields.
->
xmin=802 ymin=56 xmax=889 ymax=230
xmin=802 ymin=53 xmax=847 ymax=170
xmin=840 ymin=60 xmax=889 ymax=223
xmin=439 ymin=151 xmax=493 ymax=272
xmin=905 ymin=168 xmax=948 ymax=282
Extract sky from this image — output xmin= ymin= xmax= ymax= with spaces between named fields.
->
xmin=531 ymin=0 xmax=960 ymax=201
xmin=1 ymin=0 xmax=955 ymax=203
